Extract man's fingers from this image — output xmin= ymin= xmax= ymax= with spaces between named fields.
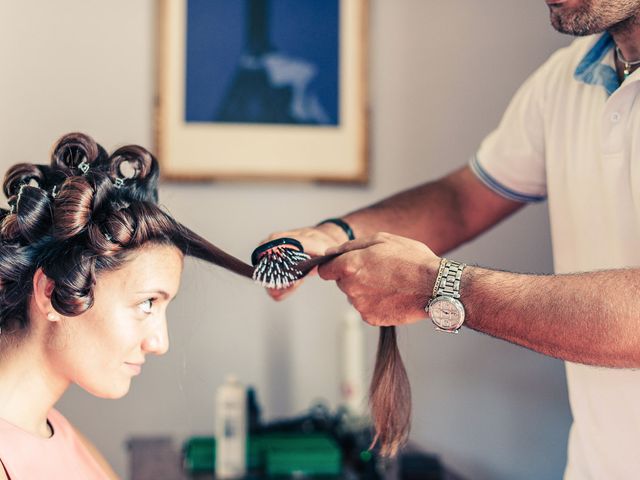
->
xmin=265 ymin=265 xmax=319 ymax=301
xmin=324 ymin=232 xmax=389 ymax=256
xmin=261 ymin=231 xmax=301 ymax=244
xmin=258 ymin=232 xmax=328 ymax=258
xmin=266 ymin=282 xmax=299 ymax=301
xmin=317 ymin=253 xmax=358 ymax=281
xmin=267 ymin=288 xmax=291 ymax=301
xmin=258 ymin=226 xmax=367 ymax=301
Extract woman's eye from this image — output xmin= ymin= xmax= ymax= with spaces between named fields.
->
xmin=139 ymin=299 xmax=154 ymax=314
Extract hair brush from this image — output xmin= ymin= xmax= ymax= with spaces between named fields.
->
xmin=251 ymin=237 xmax=340 ymax=288
xmin=250 ymin=235 xmax=412 ymax=458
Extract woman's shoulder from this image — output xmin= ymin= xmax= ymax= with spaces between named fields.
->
xmin=0 ymin=410 xmax=63 ymax=479
xmin=45 ymin=408 xmax=77 ymax=444
xmin=50 ymin=409 xmax=120 ymax=479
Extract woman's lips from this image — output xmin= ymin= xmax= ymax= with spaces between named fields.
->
xmin=125 ymin=362 xmax=143 ymax=375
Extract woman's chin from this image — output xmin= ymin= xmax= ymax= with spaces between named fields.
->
xmin=82 ymin=381 xmax=131 ymax=400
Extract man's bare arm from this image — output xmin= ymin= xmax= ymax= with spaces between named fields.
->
xmin=340 ymin=165 xmax=524 ymax=254
xmin=464 ymin=266 xmax=640 ymax=368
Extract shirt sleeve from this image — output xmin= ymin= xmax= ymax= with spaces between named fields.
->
xmin=469 ymin=60 xmax=552 ymax=203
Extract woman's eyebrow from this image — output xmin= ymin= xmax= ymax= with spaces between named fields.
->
xmin=135 ymin=289 xmax=171 ymax=299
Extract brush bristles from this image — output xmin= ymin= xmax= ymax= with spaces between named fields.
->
xmin=252 ymin=246 xmax=311 ymax=289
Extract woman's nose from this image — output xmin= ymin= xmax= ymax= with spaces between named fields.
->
xmin=142 ymin=316 xmax=169 ymax=355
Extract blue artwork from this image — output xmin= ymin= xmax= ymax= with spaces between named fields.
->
xmin=186 ymin=0 xmax=340 ymax=126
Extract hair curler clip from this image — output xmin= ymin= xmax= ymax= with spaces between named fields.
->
xmin=78 ymin=160 xmax=90 ymax=175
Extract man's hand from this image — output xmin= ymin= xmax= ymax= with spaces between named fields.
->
xmin=317 ymin=232 xmax=441 ymax=326
xmin=259 ymin=222 xmax=349 ymax=300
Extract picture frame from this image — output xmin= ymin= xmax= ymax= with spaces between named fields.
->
xmin=156 ymin=0 xmax=369 ymax=183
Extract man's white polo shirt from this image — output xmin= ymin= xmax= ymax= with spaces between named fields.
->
xmin=470 ymin=33 xmax=640 ymax=480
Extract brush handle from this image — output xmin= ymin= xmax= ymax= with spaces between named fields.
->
xmin=296 ymin=251 xmax=341 ymax=275
xmin=251 ymin=237 xmax=304 ymax=265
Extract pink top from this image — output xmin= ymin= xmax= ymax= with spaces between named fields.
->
xmin=0 ymin=409 xmax=110 ymax=479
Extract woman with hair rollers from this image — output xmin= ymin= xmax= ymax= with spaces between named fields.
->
xmin=0 ymin=133 xmax=254 ymax=479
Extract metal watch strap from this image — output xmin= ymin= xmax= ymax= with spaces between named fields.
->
xmin=433 ymin=259 xmax=466 ymax=299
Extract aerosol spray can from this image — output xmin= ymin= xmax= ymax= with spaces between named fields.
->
xmin=215 ymin=375 xmax=247 ymax=478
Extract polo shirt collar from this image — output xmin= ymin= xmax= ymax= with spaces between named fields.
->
xmin=574 ymin=32 xmax=619 ymax=95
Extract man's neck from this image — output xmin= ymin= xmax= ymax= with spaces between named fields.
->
xmin=609 ymin=12 xmax=640 ymax=80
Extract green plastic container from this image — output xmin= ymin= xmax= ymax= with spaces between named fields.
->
xmin=183 ymin=433 xmax=342 ymax=477
xmin=256 ymin=433 xmax=341 ymax=477
xmin=182 ymin=437 xmax=215 ymax=473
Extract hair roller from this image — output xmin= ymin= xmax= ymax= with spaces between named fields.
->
xmin=0 ymin=243 xmax=39 ymax=332
xmin=88 ymin=172 xmax=118 ymax=214
xmin=101 ymin=208 xmax=136 ymax=247
xmin=50 ymin=132 xmax=107 ymax=176
xmin=85 ymin=197 xmax=133 ymax=256
xmin=50 ymin=276 xmax=95 ymax=316
xmin=86 ymin=222 xmax=122 ymax=257
xmin=44 ymin=246 xmax=96 ymax=316
xmin=3 ymin=163 xmax=44 ymax=199
xmin=78 ymin=174 xmax=121 ymax=252
xmin=107 ymin=145 xmax=159 ymax=203
xmin=37 ymin=164 xmax=67 ymax=196
xmin=0 ymin=243 xmax=32 ymax=285
xmin=1 ymin=185 xmax=53 ymax=244
xmin=52 ymin=176 xmax=94 ymax=239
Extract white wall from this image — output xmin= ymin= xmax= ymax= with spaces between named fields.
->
xmin=0 ymin=1 xmax=573 ymax=479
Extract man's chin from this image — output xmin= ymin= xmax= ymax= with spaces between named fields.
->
xmin=550 ymin=14 xmax=604 ymax=36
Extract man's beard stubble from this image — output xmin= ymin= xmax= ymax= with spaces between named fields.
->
xmin=550 ymin=0 xmax=640 ymax=36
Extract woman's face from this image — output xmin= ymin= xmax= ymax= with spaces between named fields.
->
xmin=48 ymin=243 xmax=184 ymax=399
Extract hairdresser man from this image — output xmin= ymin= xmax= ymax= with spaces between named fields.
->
xmin=261 ymin=1 xmax=640 ymax=478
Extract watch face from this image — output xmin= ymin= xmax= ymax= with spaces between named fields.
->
xmin=428 ymin=297 xmax=465 ymax=331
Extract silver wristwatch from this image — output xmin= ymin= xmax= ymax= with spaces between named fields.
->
xmin=426 ymin=259 xmax=466 ymax=333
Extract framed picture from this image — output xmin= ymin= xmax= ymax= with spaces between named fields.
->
xmin=156 ymin=0 xmax=369 ymax=182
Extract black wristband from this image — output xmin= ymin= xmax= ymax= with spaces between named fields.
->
xmin=317 ymin=218 xmax=355 ymax=241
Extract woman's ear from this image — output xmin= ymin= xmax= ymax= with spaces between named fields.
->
xmin=32 ymin=268 xmax=60 ymax=322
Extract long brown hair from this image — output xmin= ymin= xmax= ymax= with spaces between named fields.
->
xmin=0 ymin=132 xmax=253 ymax=332
xmin=297 ymin=252 xmax=412 ymax=456
xmin=370 ymin=327 xmax=411 ymax=457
